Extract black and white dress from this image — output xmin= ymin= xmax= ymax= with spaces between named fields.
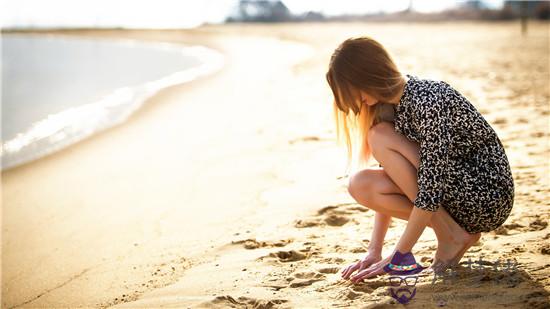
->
xmin=391 ymin=74 xmax=515 ymax=234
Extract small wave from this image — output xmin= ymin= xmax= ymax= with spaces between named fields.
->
xmin=1 ymin=37 xmax=225 ymax=171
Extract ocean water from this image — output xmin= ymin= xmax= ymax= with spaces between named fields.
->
xmin=1 ymin=34 xmax=224 ymax=171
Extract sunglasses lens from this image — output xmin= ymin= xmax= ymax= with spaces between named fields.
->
xmin=388 ymin=277 xmax=403 ymax=286
xmin=404 ymin=276 xmax=418 ymax=286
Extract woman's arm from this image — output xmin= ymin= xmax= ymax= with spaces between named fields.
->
xmin=341 ymin=211 xmax=392 ymax=280
xmin=394 ymin=206 xmax=433 ymax=253
xmin=349 ymin=206 xmax=433 ymax=283
xmin=368 ymin=211 xmax=392 ymax=253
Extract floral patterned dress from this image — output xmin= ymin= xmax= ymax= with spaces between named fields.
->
xmin=391 ymin=74 xmax=515 ymax=234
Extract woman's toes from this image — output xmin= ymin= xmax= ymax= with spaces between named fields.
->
xmin=451 ymin=232 xmax=482 ymax=265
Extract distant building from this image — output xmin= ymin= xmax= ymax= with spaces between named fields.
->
xmin=503 ymin=0 xmax=550 ymax=19
xmin=458 ymin=0 xmax=491 ymax=10
xmin=301 ymin=11 xmax=325 ymax=22
xmin=226 ymin=0 xmax=292 ymax=22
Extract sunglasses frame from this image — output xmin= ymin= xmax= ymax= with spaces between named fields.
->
xmin=387 ymin=275 xmax=419 ymax=287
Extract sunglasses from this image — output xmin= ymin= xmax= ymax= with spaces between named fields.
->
xmin=387 ymin=275 xmax=418 ymax=287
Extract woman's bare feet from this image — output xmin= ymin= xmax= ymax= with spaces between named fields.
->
xmin=450 ymin=232 xmax=481 ymax=265
xmin=429 ymin=230 xmax=482 ymax=272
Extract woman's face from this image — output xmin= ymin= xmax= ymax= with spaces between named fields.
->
xmin=359 ymin=90 xmax=379 ymax=107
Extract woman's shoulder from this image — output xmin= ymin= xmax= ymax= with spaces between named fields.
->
xmin=410 ymin=75 xmax=450 ymax=96
xmin=412 ymin=76 xmax=488 ymax=126
xmin=408 ymin=75 xmax=450 ymax=109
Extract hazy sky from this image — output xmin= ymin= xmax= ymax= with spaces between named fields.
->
xmin=285 ymin=0 xmax=503 ymax=15
xmin=1 ymin=0 xmax=505 ymax=29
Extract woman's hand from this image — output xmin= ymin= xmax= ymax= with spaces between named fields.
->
xmin=348 ymin=253 xmax=394 ymax=283
xmin=341 ymin=250 xmax=382 ymax=280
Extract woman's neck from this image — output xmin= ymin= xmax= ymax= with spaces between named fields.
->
xmin=386 ymin=75 xmax=409 ymax=106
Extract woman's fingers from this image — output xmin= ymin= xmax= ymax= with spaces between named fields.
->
xmin=350 ymin=265 xmax=384 ymax=282
xmin=341 ymin=263 xmax=360 ymax=279
xmin=342 ymin=261 xmax=366 ymax=279
xmin=350 ymin=260 xmax=387 ymax=282
xmin=342 ymin=258 xmax=378 ymax=279
xmin=342 ymin=255 xmax=387 ymax=280
xmin=350 ymin=267 xmax=375 ymax=282
xmin=343 ymin=253 xmax=393 ymax=283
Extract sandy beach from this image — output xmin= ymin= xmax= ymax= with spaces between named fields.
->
xmin=2 ymin=21 xmax=549 ymax=308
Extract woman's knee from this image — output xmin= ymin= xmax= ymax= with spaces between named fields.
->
xmin=348 ymin=168 xmax=396 ymax=204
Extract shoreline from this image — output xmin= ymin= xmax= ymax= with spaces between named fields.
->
xmin=2 ymin=25 xmax=322 ymax=308
xmin=2 ymin=22 xmax=549 ymax=308
xmin=1 ymin=33 xmax=224 ymax=171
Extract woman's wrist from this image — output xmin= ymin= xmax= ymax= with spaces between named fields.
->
xmin=367 ymin=244 xmax=383 ymax=255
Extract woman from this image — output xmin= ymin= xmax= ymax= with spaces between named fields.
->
xmin=325 ymin=36 xmax=515 ymax=283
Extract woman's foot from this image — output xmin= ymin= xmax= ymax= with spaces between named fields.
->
xmin=449 ymin=232 xmax=481 ymax=266
xmin=430 ymin=231 xmax=482 ymax=271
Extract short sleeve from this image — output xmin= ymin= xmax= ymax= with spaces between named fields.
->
xmin=413 ymin=88 xmax=452 ymax=212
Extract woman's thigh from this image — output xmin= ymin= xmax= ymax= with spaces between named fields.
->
xmin=369 ymin=121 xmax=421 ymax=171
xmin=349 ymin=167 xmax=407 ymax=197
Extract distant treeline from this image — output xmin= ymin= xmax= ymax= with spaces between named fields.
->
xmin=225 ymin=0 xmax=550 ymax=23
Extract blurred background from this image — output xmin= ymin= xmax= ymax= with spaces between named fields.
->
xmin=2 ymin=0 xmax=549 ymax=171
xmin=2 ymin=1 xmax=549 ymax=308
xmin=2 ymin=0 xmax=550 ymax=29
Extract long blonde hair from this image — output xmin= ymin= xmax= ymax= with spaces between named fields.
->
xmin=325 ymin=36 xmax=406 ymax=174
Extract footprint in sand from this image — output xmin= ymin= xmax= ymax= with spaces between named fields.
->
xmin=350 ymin=279 xmax=388 ymax=291
xmin=294 ymin=218 xmax=321 ymax=228
xmin=270 ymin=250 xmax=308 ymax=262
xmin=493 ymin=221 xmax=531 ymax=235
xmin=493 ymin=226 xmax=510 ymax=235
xmin=320 ymin=276 xmax=388 ymax=301
xmin=530 ymin=131 xmax=546 ymax=138
xmin=494 ymin=224 xmax=525 ymax=235
xmin=318 ymin=256 xmax=346 ymax=264
xmin=258 ymin=245 xmax=321 ymax=263
xmin=339 ymin=288 xmax=363 ymax=300
xmin=349 ymin=246 xmax=368 ymax=253
xmin=231 ymin=238 xmax=293 ymax=249
xmin=492 ymin=117 xmax=507 ymax=124
xmin=317 ymin=266 xmax=341 ymax=274
xmin=292 ymin=270 xmax=325 ymax=279
xmin=294 ymin=203 xmax=367 ymax=228
xmin=504 ymin=222 xmax=525 ymax=230
xmin=528 ymin=218 xmax=548 ymax=231
xmin=287 ymin=270 xmax=326 ymax=288
xmin=204 ymin=295 xmax=290 ymax=308
xmin=102 ymin=256 xmax=191 ymax=308
xmin=512 ymin=245 xmax=527 ymax=253
xmin=522 ymin=291 xmax=550 ymax=308
xmin=332 ymin=242 xmax=371 ymax=253
xmin=517 ymin=117 xmax=529 ymax=124
xmin=539 ymin=243 xmax=550 ymax=255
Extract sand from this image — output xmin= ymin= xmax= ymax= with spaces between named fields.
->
xmin=2 ymin=21 xmax=549 ymax=308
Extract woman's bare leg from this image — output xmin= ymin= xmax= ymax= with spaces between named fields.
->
xmin=348 ymin=121 xmax=481 ymax=267
xmin=368 ymin=211 xmax=392 ymax=253
xmin=349 ymin=168 xmax=480 ymax=267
